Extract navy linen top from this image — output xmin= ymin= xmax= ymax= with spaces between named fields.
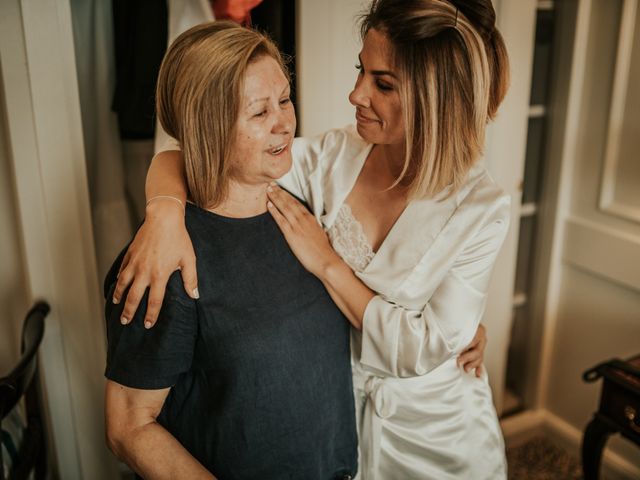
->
xmin=104 ymin=203 xmax=358 ymax=479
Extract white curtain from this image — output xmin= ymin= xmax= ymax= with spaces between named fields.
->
xmin=70 ymin=0 xmax=131 ymax=280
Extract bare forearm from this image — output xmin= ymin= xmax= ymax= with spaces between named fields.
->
xmin=320 ymin=258 xmax=376 ymax=330
xmin=114 ymin=422 xmax=214 ymax=480
xmin=145 ymin=150 xmax=188 ymax=202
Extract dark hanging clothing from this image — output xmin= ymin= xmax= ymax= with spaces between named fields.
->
xmin=111 ymin=0 xmax=168 ymax=139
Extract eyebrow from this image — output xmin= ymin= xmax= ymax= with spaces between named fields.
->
xmin=358 ymin=54 xmax=398 ymax=79
xmin=246 ymin=84 xmax=291 ymax=108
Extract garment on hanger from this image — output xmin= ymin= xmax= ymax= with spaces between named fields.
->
xmin=112 ymin=0 xmax=168 ymax=139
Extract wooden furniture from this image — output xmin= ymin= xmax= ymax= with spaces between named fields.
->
xmin=0 ymin=301 xmax=49 ymax=480
xmin=582 ymin=354 xmax=640 ymax=480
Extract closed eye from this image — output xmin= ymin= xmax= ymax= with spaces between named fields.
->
xmin=376 ymin=80 xmax=393 ymax=91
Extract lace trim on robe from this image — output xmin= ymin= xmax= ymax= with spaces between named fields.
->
xmin=328 ymin=203 xmax=375 ymax=273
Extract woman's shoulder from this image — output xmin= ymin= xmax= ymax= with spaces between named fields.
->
xmin=441 ymin=163 xmax=511 ymax=240
xmin=463 ymin=163 xmax=511 ymax=220
xmin=409 ymin=162 xmax=510 ymax=234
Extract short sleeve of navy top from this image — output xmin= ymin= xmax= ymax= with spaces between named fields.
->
xmin=104 ymin=203 xmax=358 ymax=480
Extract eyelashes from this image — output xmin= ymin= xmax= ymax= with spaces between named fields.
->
xmin=376 ymin=81 xmax=393 ymax=91
xmin=252 ymin=98 xmax=291 ymax=118
xmin=355 ymin=63 xmax=394 ymax=92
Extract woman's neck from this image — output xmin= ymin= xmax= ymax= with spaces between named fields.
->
xmin=209 ymin=180 xmax=269 ymax=218
xmin=370 ymin=142 xmax=412 ymax=187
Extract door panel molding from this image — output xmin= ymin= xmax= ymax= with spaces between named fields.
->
xmin=563 ymin=216 xmax=640 ymax=292
xmin=599 ymin=0 xmax=640 ymax=224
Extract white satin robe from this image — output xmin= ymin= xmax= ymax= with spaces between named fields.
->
xmin=160 ymin=126 xmax=509 ymax=478
xmin=279 ymin=126 xmax=509 ymax=480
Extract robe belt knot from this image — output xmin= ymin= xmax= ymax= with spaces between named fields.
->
xmin=364 ymin=376 xmax=397 ymax=419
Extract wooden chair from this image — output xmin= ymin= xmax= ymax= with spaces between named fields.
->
xmin=0 ymin=301 xmax=49 ymax=480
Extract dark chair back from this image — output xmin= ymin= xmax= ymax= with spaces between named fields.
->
xmin=0 ymin=301 xmax=49 ymax=480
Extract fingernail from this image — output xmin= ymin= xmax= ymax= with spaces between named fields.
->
xmin=192 ymin=288 xmax=200 ymax=299
xmin=144 ymin=321 xmax=152 ymax=329
xmin=120 ymin=316 xmax=128 ymax=325
xmin=113 ymin=297 xmax=120 ymax=304
xmin=267 ymin=186 xmax=273 ymax=192
xmin=267 ymin=201 xmax=273 ymax=208
xmin=270 ymin=181 xmax=277 ymax=186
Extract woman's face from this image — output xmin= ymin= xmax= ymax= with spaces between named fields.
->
xmin=230 ymin=55 xmax=296 ymax=186
xmin=349 ymin=28 xmax=405 ymax=146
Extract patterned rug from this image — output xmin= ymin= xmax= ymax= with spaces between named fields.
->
xmin=507 ymin=436 xmax=583 ymax=480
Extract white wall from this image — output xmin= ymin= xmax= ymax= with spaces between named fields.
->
xmin=296 ymin=0 xmax=367 ymax=136
xmin=0 ymin=63 xmax=28 ymax=372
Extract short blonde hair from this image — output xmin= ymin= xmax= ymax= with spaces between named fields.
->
xmin=360 ymin=0 xmax=510 ymax=198
xmin=156 ymin=21 xmax=288 ymax=208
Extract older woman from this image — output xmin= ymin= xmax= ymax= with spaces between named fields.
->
xmin=113 ymin=0 xmax=509 ymax=478
xmin=104 ymin=22 xmax=358 ymax=479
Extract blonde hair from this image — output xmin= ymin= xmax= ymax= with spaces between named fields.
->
xmin=360 ymin=0 xmax=510 ymax=198
xmin=156 ymin=21 xmax=288 ymax=208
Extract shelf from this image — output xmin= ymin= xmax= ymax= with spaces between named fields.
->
xmin=501 ymin=388 xmax=525 ymax=418
xmin=528 ymin=104 xmax=546 ymax=118
xmin=513 ymin=292 xmax=528 ymax=308
xmin=537 ymin=0 xmax=554 ymax=11
xmin=520 ymin=202 xmax=538 ymax=217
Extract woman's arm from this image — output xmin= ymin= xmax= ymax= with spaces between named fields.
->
xmin=113 ymin=150 xmax=199 ymax=328
xmin=267 ymin=184 xmax=506 ymax=377
xmin=113 ymin=128 xmax=355 ymax=327
xmin=105 ymin=381 xmax=214 ymax=479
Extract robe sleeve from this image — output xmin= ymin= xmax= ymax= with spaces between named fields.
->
xmin=359 ymin=204 xmax=510 ymax=378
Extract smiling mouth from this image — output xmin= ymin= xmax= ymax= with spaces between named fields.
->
xmin=268 ymin=143 xmax=288 ymax=155
xmin=356 ymin=110 xmax=380 ymax=124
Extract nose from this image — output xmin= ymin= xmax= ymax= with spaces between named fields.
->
xmin=349 ymin=74 xmax=370 ymax=108
xmin=273 ymin=103 xmax=295 ymax=136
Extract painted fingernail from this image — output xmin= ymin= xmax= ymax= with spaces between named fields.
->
xmin=192 ymin=288 xmax=200 ymax=299
xmin=120 ymin=316 xmax=129 ymax=325
xmin=144 ymin=321 xmax=152 ymax=329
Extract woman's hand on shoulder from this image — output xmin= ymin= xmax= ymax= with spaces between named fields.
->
xmin=113 ymin=199 xmax=199 ymax=328
xmin=266 ymin=183 xmax=340 ymax=278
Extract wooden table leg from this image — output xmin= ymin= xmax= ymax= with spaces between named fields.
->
xmin=582 ymin=415 xmax=616 ymax=480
